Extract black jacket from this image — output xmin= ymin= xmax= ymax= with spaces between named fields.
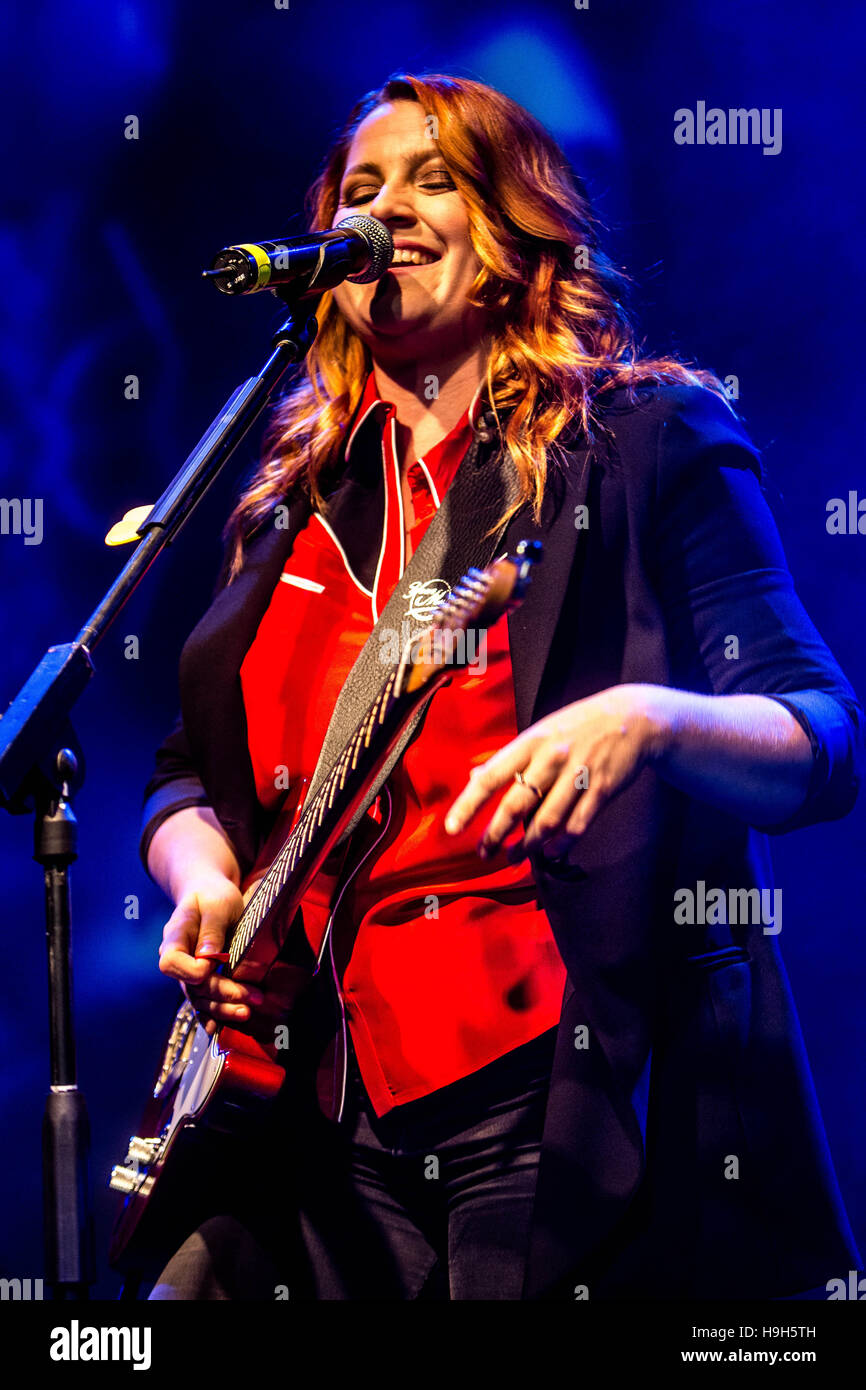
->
xmin=140 ymin=381 xmax=863 ymax=1299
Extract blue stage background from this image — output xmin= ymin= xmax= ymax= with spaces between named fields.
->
xmin=1 ymin=0 xmax=863 ymax=1297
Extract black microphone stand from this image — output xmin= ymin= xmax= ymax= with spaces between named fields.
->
xmin=0 ymin=289 xmax=319 ymax=1299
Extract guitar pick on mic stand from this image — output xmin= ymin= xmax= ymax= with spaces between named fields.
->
xmin=0 ymin=279 xmax=327 ymax=1300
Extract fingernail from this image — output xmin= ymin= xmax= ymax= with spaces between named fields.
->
xmin=478 ymin=841 xmax=490 ymax=859
xmin=445 ymin=815 xmax=459 ymax=833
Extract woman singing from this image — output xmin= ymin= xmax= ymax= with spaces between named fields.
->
xmin=142 ymin=72 xmax=862 ymax=1300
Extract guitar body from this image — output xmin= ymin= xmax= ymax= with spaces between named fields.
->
xmin=108 ymin=789 xmax=347 ymax=1275
xmin=107 ymin=1002 xmax=278 ymax=1276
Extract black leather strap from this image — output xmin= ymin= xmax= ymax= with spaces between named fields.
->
xmin=305 ymin=425 xmax=524 ymax=840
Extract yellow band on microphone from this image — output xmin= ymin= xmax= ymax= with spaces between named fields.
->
xmin=234 ymin=243 xmax=272 ymax=289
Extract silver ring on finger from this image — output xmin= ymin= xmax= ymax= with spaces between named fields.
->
xmin=514 ymin=769 xmax=544 ymax=801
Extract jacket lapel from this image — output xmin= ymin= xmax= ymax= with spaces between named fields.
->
xmin=503 ymin=436 xmax=593 ymax=732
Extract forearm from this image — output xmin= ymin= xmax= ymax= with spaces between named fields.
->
xmin=146 ymin=805 xmax=242 ymax=902
xmin=647 ymin=686 xmax=813 ymax=826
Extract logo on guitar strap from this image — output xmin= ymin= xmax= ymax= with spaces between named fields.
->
xmin=405 ymin=578 xmax=451 ymax=622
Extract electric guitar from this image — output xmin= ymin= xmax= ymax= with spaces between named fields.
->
xmin=108 ymin=541 xmax=541 ymax=1274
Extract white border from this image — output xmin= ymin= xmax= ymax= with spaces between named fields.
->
xmin=345 ymin=398 xmax=380 ymax=461
xmin=279 ymin=572 xmax=325 ymax=594
xmin=312 ymin=511 xmax=373 ymax=600
xmin=413 ymin=457 xmax=441 ymax=509
xmin=370 ymin=436 xmax=391 ymax=623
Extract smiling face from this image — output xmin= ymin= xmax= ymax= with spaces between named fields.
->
xmin=330 ymin=100 xmax=490 ymax=367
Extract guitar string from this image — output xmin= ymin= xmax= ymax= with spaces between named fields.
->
xmin=227 ymin=671 xmax=401 ymax=967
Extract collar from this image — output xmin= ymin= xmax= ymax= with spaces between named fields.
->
xmin=344 ymin=370 xmax=493 ymax=468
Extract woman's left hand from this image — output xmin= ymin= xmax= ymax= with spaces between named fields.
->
xmin=444 ymin=683 xmax=672 ymax=863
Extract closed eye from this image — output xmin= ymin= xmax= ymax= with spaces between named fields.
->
xmin=341 ymin=172 xmax=456 ymax=206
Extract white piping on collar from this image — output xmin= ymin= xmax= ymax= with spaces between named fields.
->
xmin=391 ymin=416 xmax=406 ymax=579
xmin=346 ymin=374 xmax=488 ymax=462
xmin=311 ymin=511 xmax=373 ymax=599
xmin=345 ymin=389 xmax=384 ymax=462
xmin=413 ymin=457 xmax=440 ymax=509
xmin=370 ymin=441 xmax=389 ymax=624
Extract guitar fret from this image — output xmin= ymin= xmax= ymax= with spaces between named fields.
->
xmin=328 ymin=755 xmax=347 ymax=808
xmin=367 ymin=696 xmax=384 ymax=732
xmin=349 ymin=730 xmax=365 ymax=771
xmin=337 ymin=747 xmax=352 ymax=791
xmin=378 ymin=675 xmax=396 ymax=721
xmin=361 ymin=707 xmax=378 ymax=749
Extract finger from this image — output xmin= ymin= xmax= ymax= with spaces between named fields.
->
xmin=562 ymin=775 xmax=612 ymax=837
xmin=243 ymin=878 xmax=263 ymax=907
xmin=182 ymin=982 xmax=217 ymax=1027
xmin=508 ymin=763 xmax=588 ymax=861
xmin=189 ymin=973 xmax=264 ymax=1008
xmin=159 ymin=892 xmax=235 ymax=984
xmin=159 ymin=904 xmax=217 ymax=984
xmin=193 ymin=899 xmax=233 ymax=960
xmin=474 ymin=763 xmax=558 ymax=859
xmin=513 ymin=760 xmax=618 ymax=861
xmin=473 ymin=736 xmax=575 ymax=855
xmin=191 ymin=996 xmax=256 ymax=1024
xmin=185 ymin=979 xmax=259 ymax=1025
xmin=444 ymin=737 xmax=537 ymax=834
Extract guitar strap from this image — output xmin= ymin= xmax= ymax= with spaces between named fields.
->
xmin=304 ymin=421 xmax=524 ymax=843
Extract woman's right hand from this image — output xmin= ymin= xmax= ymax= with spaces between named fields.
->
xmin=157 ymin=872 xmax=264 ymax=1035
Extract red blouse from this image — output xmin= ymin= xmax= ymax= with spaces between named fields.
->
xmin=239 ymin=372 xmax=566 ymax=1115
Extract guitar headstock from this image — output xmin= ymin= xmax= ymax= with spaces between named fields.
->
xmin=402 ymin=539 xmax=542 ymax=693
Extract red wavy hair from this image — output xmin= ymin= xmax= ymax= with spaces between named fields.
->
xmin=223 ymin=72 xmax=724 ymax=580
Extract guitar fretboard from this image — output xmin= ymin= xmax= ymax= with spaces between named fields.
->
xmin=227 ymin=667 xmax=401 ymax=970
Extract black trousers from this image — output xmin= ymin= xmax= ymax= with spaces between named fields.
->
xmin=148 ymin=1025 xmax=557 ymax=1301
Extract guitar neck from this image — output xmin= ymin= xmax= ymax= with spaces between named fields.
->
xmin=226 ymin=658 xmax=447 ymax=974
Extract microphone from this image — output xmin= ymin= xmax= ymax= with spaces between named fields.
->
xmin=202 ymin=214 xmax=393 ymax=298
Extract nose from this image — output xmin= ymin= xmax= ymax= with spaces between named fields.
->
xmin=367 ymin=180 xmax=416 ymax=228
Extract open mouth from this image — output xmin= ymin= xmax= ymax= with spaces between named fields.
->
xmin=388 ymin=249 xmax=441 ymax=270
